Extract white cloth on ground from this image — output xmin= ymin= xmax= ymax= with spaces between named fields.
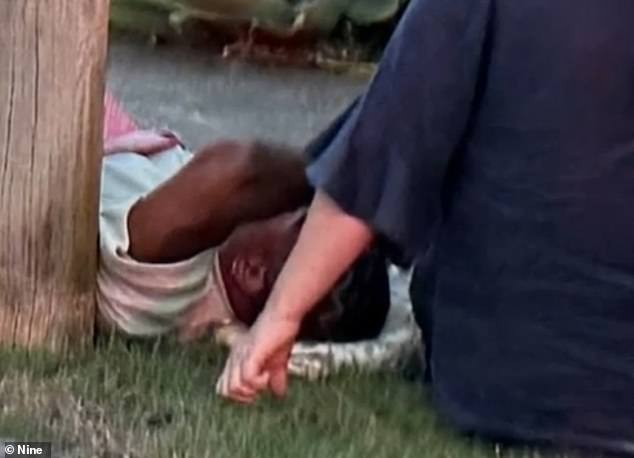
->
xmin=98 ymin=146 xmax=421 ymax=377
xmin=287 ymin=267 xmax=421 ymax=380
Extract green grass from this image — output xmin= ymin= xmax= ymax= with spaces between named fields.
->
xmin=0 ymin=339 xmax=577 ymax=458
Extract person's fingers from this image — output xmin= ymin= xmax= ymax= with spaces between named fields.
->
xmin=229 ymin=357 xmax=258 ymax=400
xmin=218 ymin=364 xmax=229 ymax=395
xmin=228 ymin=393 xmax=257 ymax=405
xmin=216 ymin=343 xmax=264 ymax=404
xmin=156 ymin=128 xmax=185 ymax=146
xmin=152 ymin=136 xmax=180 ymax=152
xmin=217 ymin=365 xmax=234 ymax=399
xmin=215 ymin=370 xmax=225 ymax=396
xmin=217 ymin=373 xmax=256 ymax=404
xmin=269 ymin=364 xmax=289 ymax=398
xmin=129 ymin=131 xmax=180 ymax=155
xmin=156 ymin=128 xmax=179 ymax=138
xmin=225 ymin=365 xmax=258 ymax=404
xmin=215 ymin=313 xmax=301 ymax=404
xmin=242 ymin=357 xmax=270 ymax=392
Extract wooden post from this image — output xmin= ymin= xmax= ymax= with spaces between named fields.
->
xmin=0 ymin=1 xmax=110 ymax=352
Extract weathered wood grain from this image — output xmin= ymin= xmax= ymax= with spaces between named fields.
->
xmin=0 ymin=0 xmax=110 ymax=352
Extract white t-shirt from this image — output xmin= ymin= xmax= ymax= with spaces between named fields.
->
xmin=97 ymin=147 xmax=223 ymax=336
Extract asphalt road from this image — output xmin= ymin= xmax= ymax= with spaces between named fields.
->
xmin=107 ymin=38 xmax=367 ymax=150
xmin=107 ymin=37 xmax=412 ymax=305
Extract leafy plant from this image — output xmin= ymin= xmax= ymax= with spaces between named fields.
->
xmin=110 ymin=0 xmax=408 ymax=39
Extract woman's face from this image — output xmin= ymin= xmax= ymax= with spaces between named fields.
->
xmin=217 ymin=209 xmax=306 ymax=325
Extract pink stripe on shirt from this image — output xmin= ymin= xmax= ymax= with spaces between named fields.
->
xmin=103 ymin=90 xmax=139 ymax=142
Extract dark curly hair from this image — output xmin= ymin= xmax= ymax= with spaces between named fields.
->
xmin=297 ymin=246 xmax=391 ymax=342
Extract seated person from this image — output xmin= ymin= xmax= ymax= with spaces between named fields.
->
xmin=97 ymin=125 xmax=391 ymax=345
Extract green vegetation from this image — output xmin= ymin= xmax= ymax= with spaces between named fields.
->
xmin=0 ymin=338 xmax=577 ymax=457
xmin=109 ymin=0 xmax=407 ymax=65
xmin=110 ymin=0 xmax=407 ymax=36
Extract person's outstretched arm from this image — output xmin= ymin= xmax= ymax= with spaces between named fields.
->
xmin=265 ymin=190 xmax=373 ymax=323
xmin=103 ymin=129 xmax=183 ymax=156
xmin=216 ymin=190 xmax=373 ymax=403
xmin=217 ymin=0 xmax=491 ymax=403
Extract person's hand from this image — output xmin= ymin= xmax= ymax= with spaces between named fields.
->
xmin=104 ymin=129 xmax=183 ymax=156
xmin=215 ymin=308 xmax=301 ymax=404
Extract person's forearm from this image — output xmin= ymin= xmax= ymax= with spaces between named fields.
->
xmin=265 ymin=190 xmax=374 ymax=323
xmin=103 ymin=140 xmax=124 ymax=156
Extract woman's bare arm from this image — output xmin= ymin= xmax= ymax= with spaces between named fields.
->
xmin=215 ymin=190 xmax=375 ymax=401
xmin=103 ymin=129 xmax=183 ymax=156
xmin=265 ymin=190 xmax=375 ymax=323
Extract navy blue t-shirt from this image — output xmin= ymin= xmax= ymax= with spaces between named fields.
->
xmin=306 ymin=0 xmax=634 ymax=454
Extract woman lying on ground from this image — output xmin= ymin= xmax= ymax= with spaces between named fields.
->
xmin=98 ymin=93 xmax=419 ymax=380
